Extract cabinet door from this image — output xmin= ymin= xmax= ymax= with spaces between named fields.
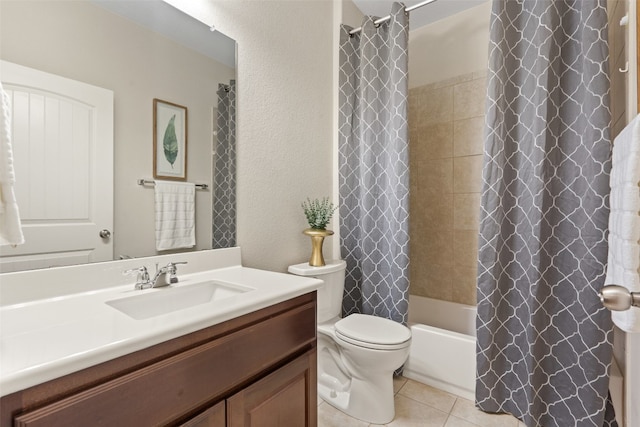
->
xmin=180 ymin=401 xmax=225 ymax=427
xmin=227 ymin=350 xmax=317 ymax=427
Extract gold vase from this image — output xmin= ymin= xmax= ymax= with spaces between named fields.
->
xmin=303 ymin=228 xmax=334 ymax=267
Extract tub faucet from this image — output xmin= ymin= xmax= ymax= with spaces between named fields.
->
xmin=151 ymin=261 xmax=188 ymax=288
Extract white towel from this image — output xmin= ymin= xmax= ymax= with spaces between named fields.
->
xmin=0 ymin=81 xmax=24 ymax=246
xmin=605 ymin=114 xmax=640 ymax=332
xmin=154 ymin=180 xmax=196 ymax=251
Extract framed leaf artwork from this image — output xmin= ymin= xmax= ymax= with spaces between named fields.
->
xmin=153 ymin=99 xmax=188 ymax=181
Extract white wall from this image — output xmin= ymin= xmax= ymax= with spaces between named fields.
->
xmin=0 ymin=1 xmax=235 ymax=260
xmin=409 ymin=1 xmax=491 ymax=89
xmin=342 ymin=0 xmax=365 ymax=29
xmin=166 ymin=1 xmax=336 ymax=272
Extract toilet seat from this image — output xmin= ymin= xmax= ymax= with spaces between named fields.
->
xmin=335 ymin=314 xmax=411 ymax=350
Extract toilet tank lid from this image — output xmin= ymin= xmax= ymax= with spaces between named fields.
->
xmin=335 ymin=314 xmax=411 ymax=346
xmin=288 ymin=260 xmax=346 ymax=276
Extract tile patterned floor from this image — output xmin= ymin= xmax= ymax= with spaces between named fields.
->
xmin=318 ymin=377 xmax=527 ymax=427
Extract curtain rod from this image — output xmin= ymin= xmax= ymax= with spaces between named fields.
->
xmin=348 ymin=0 xmax=439 ymax=35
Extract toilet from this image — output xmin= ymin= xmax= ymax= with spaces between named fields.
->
xmin=288 ymin=260 xmax=411 ymax=424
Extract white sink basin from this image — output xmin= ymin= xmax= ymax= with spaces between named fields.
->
xmin=106 ymin=281 xmax=252 ymax=320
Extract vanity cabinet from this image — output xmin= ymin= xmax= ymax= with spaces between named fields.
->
xmin=0 ymin=293 xmax=317 ymax=427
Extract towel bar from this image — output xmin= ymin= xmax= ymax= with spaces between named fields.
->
xmin=137 ymin=179 xmax=208 ymax=190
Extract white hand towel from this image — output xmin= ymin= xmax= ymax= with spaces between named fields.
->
xmin=605 ymin=114 xmax=640 ymax=332
xmin=154 ymin=180 xmax=196 ymax=251
xmin=0 ymin=81 xmax=25 ymax=246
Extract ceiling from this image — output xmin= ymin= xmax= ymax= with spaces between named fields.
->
xmin=352 ymin=0 xmax=487 ymax=30
xmin=89 ymin=0 xmax=236 ymax=69
xmin=89 ymin=0 xmax=487 ymax=67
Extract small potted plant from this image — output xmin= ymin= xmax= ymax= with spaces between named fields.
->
xmin=301 ymin=197 xmax=337 ymax=266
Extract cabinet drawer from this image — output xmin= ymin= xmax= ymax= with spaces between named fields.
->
xmin=14 ymin=302 xmax=315 ymax=426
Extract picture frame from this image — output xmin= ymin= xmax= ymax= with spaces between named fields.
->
xmin=153 ymin=98 xmax=188 ymax=181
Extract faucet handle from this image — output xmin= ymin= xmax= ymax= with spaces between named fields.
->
xmin=167 ymin=261 xmax=188 ymax=284
xmin=167 ymin=261 xmax=188 ymax=269
xmin=124 ymin=265 xmax=148 ymax=278
xmin=124 ymin=266 xmax=150 ymax=288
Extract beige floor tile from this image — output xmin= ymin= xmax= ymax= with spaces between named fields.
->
xmin=393 ymin=375 xmax=408 ymax=394
xmin=450 ymin=399 xmax=519 ymax=427
xmin=318 ymin=402 xmax=370 ymax=427
xmin=397 ymin=379 xmax=457 ymax=413
xmin=444 ymin=415 xmax=480 ymax=427
xmin=386 ymin=395 xmax=449 ymax=427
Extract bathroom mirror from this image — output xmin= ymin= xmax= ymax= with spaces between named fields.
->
xmin=0 ymin=0 xmax=236 ymax=272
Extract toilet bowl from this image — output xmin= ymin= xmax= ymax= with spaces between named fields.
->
xmin=288 ymin=261 xmax=411 ymax=424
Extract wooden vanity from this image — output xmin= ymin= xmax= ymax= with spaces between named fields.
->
xmin=0 ymin=292 xmax=317 ymax=426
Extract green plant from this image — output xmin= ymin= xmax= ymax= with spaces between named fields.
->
xmin=301 ymin=197 xmax=337 ymax=230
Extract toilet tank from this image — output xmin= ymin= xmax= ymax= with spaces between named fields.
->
xmin=288 ymin=260 xmax=346 ymax=323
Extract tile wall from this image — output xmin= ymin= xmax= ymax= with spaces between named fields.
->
xmin=408 ymin=70 xmax=487 ymax=306
xmin=607 ymin=0 xmax=629 ymax=139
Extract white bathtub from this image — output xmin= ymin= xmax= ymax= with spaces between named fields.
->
xmin=403 ymin=294 xmax=624 ymax=421
xmin=403 ymin=295 xmax=477 ymax=400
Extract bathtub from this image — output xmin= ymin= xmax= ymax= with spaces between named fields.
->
xmin=403 ymin=295 xmax=476 ymax=400
xmin=403 ymin=294 xmax=624 ymax=422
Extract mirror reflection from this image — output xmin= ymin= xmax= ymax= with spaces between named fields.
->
xmin=0 ymin=0 xmax=237 ymax=272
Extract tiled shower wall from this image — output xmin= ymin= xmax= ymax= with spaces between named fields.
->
xmin=408 ymin=71 xmax=487 ymax=306
xmin=607 ymin=0 xmax=629 ymax=139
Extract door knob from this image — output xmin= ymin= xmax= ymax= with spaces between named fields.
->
xmin=99 ymin=229 xmax=111 ymax=239
xmin=599 ymin=285 xmax=640 ymax=311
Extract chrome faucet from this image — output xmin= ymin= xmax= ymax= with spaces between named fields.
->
xmin=151 ymin=261 xmax=188 ymax=288
xmin=125 ymin=262 xmax=188 ymax=290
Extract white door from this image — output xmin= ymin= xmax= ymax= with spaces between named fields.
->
xmin=0 ymin=61 xmax=113 ymax=272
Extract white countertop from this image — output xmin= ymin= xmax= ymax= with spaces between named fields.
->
xmin=0 ymin=252 xmax=322 ymax=397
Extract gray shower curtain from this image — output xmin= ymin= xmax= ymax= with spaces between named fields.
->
xmin=476 ymin=1 xmax=616 ymax=426
xmin=212 ymin=80 xmax=236 ymax=249
xmin=338 ymin=3 xmax=410 ymax=324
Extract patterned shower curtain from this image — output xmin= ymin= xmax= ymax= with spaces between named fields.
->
xmin=338 ymin=3 xmax=410 ymax=324
xmin=476 ymin=1 xmax=617 ymax=426
xmin=212 ymin=80 xmax=236 ymax=249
